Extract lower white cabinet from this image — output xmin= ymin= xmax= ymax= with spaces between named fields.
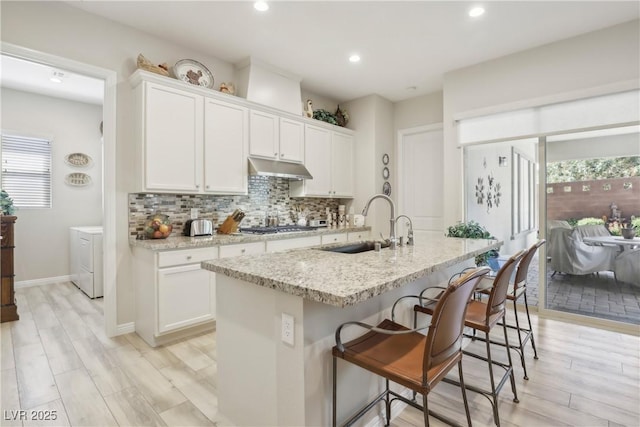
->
xmin=132 ymin=246 xmax=218 ymax=347
xmin=157 ymin=264 xmax=214 ymax=334
xmin=321 ymin=233 xmax=348 ymax=245
xmin=347 ymin=230 xmax=371 ymax=242
xmin=69 ymin=226 xmax=103 ymax=298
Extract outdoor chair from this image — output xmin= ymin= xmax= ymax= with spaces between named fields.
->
xmin=614 ymin=248 xmax=640 ymax=287
xmin=548 ymin=227 xmax=617 ymax=276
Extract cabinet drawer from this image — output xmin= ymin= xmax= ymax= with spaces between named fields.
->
xmin=158 ymin=247 xmax=218 ymax=268
xmin=321 ymin=233 xmax=348 ymax=245
xmin=219 ymin=242 xmax=265 ymax=259
xmin=347 ymin=231 xmax=371 ymax=242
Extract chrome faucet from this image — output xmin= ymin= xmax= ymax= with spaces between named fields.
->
xmin=362 ymin=194 xmax=397 ymax=250
xmin=395 ymin=215 xmax=414 ymax=246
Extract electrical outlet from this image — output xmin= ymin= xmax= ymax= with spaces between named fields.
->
xmin=190 ymin=208 xmax=199 ymax=219
xmin=281 ymin=313 xmax=294 ymax=346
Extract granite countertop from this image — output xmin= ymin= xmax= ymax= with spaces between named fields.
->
xmin=129 ymin=226 xmax=371 ymax=250
xmin=202 ymin=236 xmax=502 ymax=307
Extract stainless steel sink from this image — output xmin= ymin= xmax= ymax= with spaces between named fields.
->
xmin=320 ymin=240 xmax=389 ymax=254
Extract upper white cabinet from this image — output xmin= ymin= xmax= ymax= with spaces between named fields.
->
xmin=137 ymin=82 xmax=204 ymax=192
xmin=132 ymin=71 xmax=248 ymax=195
xmin=249 ymin=109 xmax=304 ymax=163
xmin=204 ymin=98 xmax=249 ymax=194
xmin=290 ymin=124 xmax=354 ymax=198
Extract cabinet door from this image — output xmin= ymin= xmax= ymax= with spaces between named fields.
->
xmin=279 ymin=117 xmax=304 ymax=163
xmin=331 ymin=132 xmax=354 ymax=197
xmin=204 ymin=98 xmax=249 ymax=194
xmin=69 ymin=228 xmax=79 ymax=285
xmin=302 ymin=125 xmax=332 ymax=196
xmin=158 ymin=264 xmax=214 ymax=334
xmin=143 ymin=83 xmax=203 ymax=192
xmin=249 ymin=110 xmax=279 ymax=159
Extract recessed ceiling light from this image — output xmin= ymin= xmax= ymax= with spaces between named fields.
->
xmin=50 ymin=71 xmax=65 ymax=83
xmin=349 ymin=54 xmax=361 ymax=63
xmin=469 ymin=6 xmax=485 ymax=18
xmin=254 ymin=1 xmax=269 ymax=12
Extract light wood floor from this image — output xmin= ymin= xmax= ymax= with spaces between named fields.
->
xmin=1 ymin=282 xmax=639 ymax=427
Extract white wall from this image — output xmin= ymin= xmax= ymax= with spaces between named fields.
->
xmin=443 ymin=19 xmax=640 ymax=227
xmin=343 ymin=94 xmax=394 ymax=238
xmin=1 ymin=88 xmax=103 ymax=282
xmin=1 ymin=0 xmax=237 ymax=324
xmin=465 ymin=139 xmax=538 ymax=255
xmin=394 ymin=91 xmax=443 ymax=131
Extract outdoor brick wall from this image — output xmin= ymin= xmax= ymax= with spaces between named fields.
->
xmin=546 ymin=177 xmax=640 ymax=221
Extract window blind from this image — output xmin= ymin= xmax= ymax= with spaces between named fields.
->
xmin=457 ymin=89 xmax=640 ymax=145
xmin=1 ymin=133 xmax=52 ymax=208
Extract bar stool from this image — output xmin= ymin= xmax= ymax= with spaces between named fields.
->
xmin=475 ymin=240 xmax=545 ymax=380
xmin=414 ymin=250 xmax=525 ymax=427
xmin=332 ymin=267 xmax=491 ymax=427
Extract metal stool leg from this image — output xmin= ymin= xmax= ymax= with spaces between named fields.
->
xmin=512 ymin=298 xmax=528 ymax=380
xmin=458 ymin=360 xmax=473 ymax=427
xmin=502 ymin=321 xmax=519 ymax=403
xmin=484 ymin=331 xmax=500 ymax=427
xmin=523 ymin=292 xmax=539 ymax=359
xmin=422 ymin=393 xmax=430 ymax=427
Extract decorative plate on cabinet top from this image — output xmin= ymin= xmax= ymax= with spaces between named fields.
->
xmin=65 ymin=172 xmax=92 ymax=187
xmin=65 ymin=152 xmax=92 ymax=168
xmin=173 ymin=59 xmax=214 ymax=89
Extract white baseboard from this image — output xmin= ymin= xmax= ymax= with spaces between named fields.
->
xmin=15 ymin=275 xmax=72 ymax=289
xmin=116 ymin=322 xmax=135 ymax=335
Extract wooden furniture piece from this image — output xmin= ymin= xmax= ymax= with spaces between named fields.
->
xmin=1 ymin=215 xmax=19 ymax=322
xmin=332 ymin=267 xmax=490 ymax=427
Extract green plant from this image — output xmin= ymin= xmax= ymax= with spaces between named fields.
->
xmin=631 ymin=216 xmax=640 ymax=230
xmin=446 ymin=221 xmax=499 ymax=266
xmin=576 ymin=217 xmax=605 ymax=226
xmin=566 ymin=218 xmax=579 ymax=227
xmin=312 ymin=109 xmax=338 ymax=126
xmin=0 ymin=189 xmax=15 ymax=215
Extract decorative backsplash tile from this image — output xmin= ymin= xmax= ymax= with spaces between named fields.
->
xmin=128 ymin=176 xmax=340 ymax=236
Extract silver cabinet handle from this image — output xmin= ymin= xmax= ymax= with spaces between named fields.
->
xmin=195 ymin=184 xmax=200 ymax=189
xmin=274 ymin=152 xmax=278 ymax=156
xmin=280 ymin=153 xmax=284 ymax=157
xmin=186 ymin=255 xmax=192 ymax=260
xmin=206 ymin=185 xmax=210 ymax=189
xmin=241 ymin=249 xmax=246 ymax=253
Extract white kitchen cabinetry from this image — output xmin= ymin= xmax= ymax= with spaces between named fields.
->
xmin=131 ymin=71 xmax=248 ymax=195
xmin=133 ymin=246 xmax=218 ymax=347
xmin=136 ymin=82 xmax=203 ymax=192
xmin=321 ymin=233 xmax=348 ymax=245
xmin=347 ymin=230 xmax=372 ymax=242
xmin=290 ymin=124 xmax=354 ymax=198
xmin=219 ymin=241 xmax=265 ymax=258
xmin=204 ymin=98 xmax=249 ymax=194
xmin=249 ymin=110 xmax=304 ymax=163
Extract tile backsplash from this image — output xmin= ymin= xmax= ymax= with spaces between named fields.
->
xmin=128 ymin=176 xmax=340 ymax=236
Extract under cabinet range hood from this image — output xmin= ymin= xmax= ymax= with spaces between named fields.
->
xmin=248 ymin=157 xmax=313 ymax=180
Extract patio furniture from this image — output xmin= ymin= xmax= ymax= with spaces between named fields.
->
xmin=614 ymin=248 xmax=640 ymax=287
xmin=548 ymin=226 xmax=618 ymax=276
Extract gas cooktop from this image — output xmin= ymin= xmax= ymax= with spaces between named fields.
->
xmin=240 ymin=225 xmax=320 ymax=234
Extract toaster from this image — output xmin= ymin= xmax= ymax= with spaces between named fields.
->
xmin=183 ymin=219 xmax=213 ymax=236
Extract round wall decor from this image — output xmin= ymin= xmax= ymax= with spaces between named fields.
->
xmin=382 ymin=181 xmax=391 ymax=196
xmin=382 ymin=153 xmax=389 ymax=165
xmin=382 ymin=167 xmax=390 ymax=180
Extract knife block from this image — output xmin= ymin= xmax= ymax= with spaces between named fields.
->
xmin=217 ymin=215 xmax=240 ymax=234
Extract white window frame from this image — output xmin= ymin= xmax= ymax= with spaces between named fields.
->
xmin=1 ymin=132 xmax=52 ymax=209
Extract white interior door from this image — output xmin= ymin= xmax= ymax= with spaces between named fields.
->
xmin=397 ymin=124 xmax=444 ymax=240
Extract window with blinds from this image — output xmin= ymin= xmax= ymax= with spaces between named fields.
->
xmin=1 ymin=133 xmax=52 ymax=209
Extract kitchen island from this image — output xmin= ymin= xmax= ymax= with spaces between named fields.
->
xmin=202 ymin=236 xmax=501 ymax=426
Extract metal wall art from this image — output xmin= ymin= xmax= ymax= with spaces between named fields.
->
xmin=476 ymin=172 xmax=501 ymax=213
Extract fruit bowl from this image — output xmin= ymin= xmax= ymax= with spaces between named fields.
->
xmin=144 ymin=214 xmax=173 ymax=239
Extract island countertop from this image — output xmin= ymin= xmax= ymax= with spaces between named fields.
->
xmin=202 ymin=236 xmax=501 ymax=307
